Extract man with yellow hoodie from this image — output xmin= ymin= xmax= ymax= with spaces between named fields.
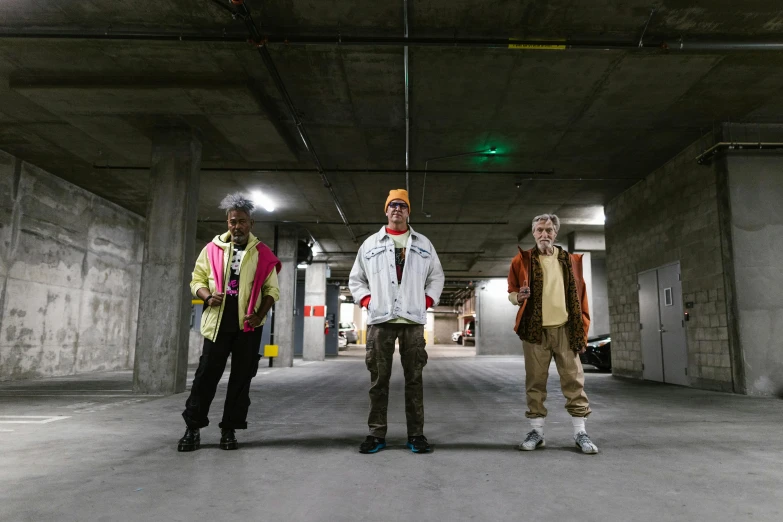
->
xmin=178 ymin=193 xmax=281 ymax=452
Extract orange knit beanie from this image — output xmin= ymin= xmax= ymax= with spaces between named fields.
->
xmin=384 ymin=189 xmax=411 ymax=214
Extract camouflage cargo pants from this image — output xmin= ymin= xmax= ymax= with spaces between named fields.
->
xmin=365 ymin=323 xmax=428 ymax=438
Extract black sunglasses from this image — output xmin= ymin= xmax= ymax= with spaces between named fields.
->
xmin=388 ymin=202 xmax=409 ymax=210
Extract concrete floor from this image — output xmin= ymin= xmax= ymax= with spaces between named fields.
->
xmin=1 ymin=344 xmax=782 ymax=522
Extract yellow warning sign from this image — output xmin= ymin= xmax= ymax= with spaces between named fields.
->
xmin=263 ymin=344 xmax=279 ymax=358
xmin=508 ymin=40 xmax=566 ymax=50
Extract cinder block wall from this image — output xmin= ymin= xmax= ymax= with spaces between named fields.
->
xmin=0 ymin=151 xmax=145 ymax=381
xmin=605 ymin=138 xmax=734 ymax=391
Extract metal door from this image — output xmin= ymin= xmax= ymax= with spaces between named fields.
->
xmin=638 ymin=270 xmax=664 ymax=382
xmin=657 ymin=264 xmax=688 ymax=386
xmin=638 ymin=263 xmax=689 ymax=386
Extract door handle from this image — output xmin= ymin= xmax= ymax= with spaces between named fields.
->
xmin=659 ymin=325 xmax=667 ymax=333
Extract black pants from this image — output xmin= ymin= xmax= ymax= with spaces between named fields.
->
xmin=182 ymin=327 xmax=263 ymax=430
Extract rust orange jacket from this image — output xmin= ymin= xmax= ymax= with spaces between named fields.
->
xmin=506 ymin=246 xmax=590 ymax=346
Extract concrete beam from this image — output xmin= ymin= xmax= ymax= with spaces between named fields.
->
xmin=567 ymin=231 xmax=605 ymax=251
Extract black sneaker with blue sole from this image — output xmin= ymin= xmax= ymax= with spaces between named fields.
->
xmin=406 ymin=435 xmax=431 ymax=453
xmin=359 ymin=436 xmax=386 ymax=454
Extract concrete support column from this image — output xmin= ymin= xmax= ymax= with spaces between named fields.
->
xmin=133 ymin=126 xmax=201 ymax=394
xmin=303 ymin=262 xmax=327 ymax=361
xmin=274 ymin=225 xmax=298 ymax=367
xmin=577 ymin=252 xmax=595 ymax=338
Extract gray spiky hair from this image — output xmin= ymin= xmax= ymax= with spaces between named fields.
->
xmin=219 ymin=193 xmax=255 ymax=216
xmin=531 ymin=213 xmax=560 ymax=233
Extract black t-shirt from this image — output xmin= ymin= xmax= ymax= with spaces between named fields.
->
xmin=218 ymin=242 xmax=247 ymax=333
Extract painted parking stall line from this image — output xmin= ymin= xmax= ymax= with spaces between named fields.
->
xmin=0 ymin=415 xmax=71 ymax=424
xmin=0 ymin=394 xmax=162 ymax=398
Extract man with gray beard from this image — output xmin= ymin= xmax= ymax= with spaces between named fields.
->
xmin=507 ymin=214 xmax=598 ymax=454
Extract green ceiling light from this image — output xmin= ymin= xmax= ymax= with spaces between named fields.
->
xmin=421 ymin=146 xmax=500 ymax=217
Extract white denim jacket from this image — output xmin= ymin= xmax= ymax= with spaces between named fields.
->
xmin=349 ymin=226 xmax=445 ymax=325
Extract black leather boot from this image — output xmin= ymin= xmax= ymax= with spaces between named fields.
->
xmin=177 ymin=428 xmax=200 ymax=452
xmin=220 ymin=428 xmax=238 ymax=450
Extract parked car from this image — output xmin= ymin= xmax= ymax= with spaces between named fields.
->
xmin=452 ymin=331 xmax=463 ymax=344
xmin=462 ymin=320 xmax=476 ymax=344
xmin=580 ymin=334 xmax=612 ymax=371
xmin=338 ymin=322 xmax=358 ymax=344
xmin=338 ymin=331 xmax=348 ymax=349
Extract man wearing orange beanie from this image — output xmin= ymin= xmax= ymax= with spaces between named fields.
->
xmin=349 ymin=189 xmax=444 ymax=454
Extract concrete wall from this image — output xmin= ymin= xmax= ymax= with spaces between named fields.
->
xmin=434 ymin=312 xmax=459 ymax=344
xmin=591 ymin=256 xmax=610 ymax=337
xmin=605 ymin=138 xmax=733 ymax=391
xmin=0 ymin=151 xmax=144 ymax=381
xmin=726 ymin=154 xmax=783 ymax=396
xmin=475 ymin=279 xmax=522 ymax=355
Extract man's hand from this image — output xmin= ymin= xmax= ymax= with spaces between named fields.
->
xmin=516 ymin=285 xmax=530 ymax=304
xmin=244 ymin=313 xmax=263 ymax=328
xmin=578 ymin=346 xmax=587 ymax=354
xmin=207 ymin=292 xmax=224 ymax=307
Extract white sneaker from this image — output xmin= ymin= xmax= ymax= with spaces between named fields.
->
xmin=574 ymin=431 xmax=598 ymax=454
xmin=519 ymin=430 xmax=545 ymax=451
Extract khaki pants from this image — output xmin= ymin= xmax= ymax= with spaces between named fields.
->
xmin=523 ymin=325 xmax=591 ymax=418
xmin=365 ymin=323 xmax=428 ymax=438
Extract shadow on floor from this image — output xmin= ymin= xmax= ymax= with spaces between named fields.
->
xmin=191 ymin=438 xmax=584 ymax=454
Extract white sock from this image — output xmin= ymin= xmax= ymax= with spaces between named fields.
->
xmin=572 ymin=417 xmax=586 ymax=437
xmin=530 ymin=418 xmax=545 ymax=436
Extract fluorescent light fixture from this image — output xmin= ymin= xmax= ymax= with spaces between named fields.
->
xmin=297 ymin=262 xmax=308 ymax=269
xmin=251 ymin=190 xmax=276 ymax=212
xmin=339 ymin=295 xmax=347 ymax=301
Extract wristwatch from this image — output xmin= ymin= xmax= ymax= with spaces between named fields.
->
xmin=205 ymin=295 xmax=213 ymax=305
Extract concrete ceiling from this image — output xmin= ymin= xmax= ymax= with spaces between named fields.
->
xmin=2 ymin=1 xmax=783 ymax=297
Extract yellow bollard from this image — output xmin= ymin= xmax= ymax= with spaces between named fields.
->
xmin=264 ymin=344 xmax=278 ymax=367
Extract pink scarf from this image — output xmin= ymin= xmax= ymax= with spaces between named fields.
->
xmin=207 ymin=240 xmax=282 ymax=332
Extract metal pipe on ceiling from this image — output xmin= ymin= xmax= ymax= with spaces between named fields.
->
xmin=221 ymin=0 xmax=358 ymax=244
xmin=315 ymin=250 xmax=485 ymax=257
xmin=92 ymin=164 xmax=556 ymax=175
xmin=695 ymin=141 xmax=783 ymax=164
xmin=198 ymin=219 xmax=509 ymax=225
xmin=403 ymin=0 xmax=411 ymax=194
xmin=3 ymin=30 xmax=783 ymax=52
